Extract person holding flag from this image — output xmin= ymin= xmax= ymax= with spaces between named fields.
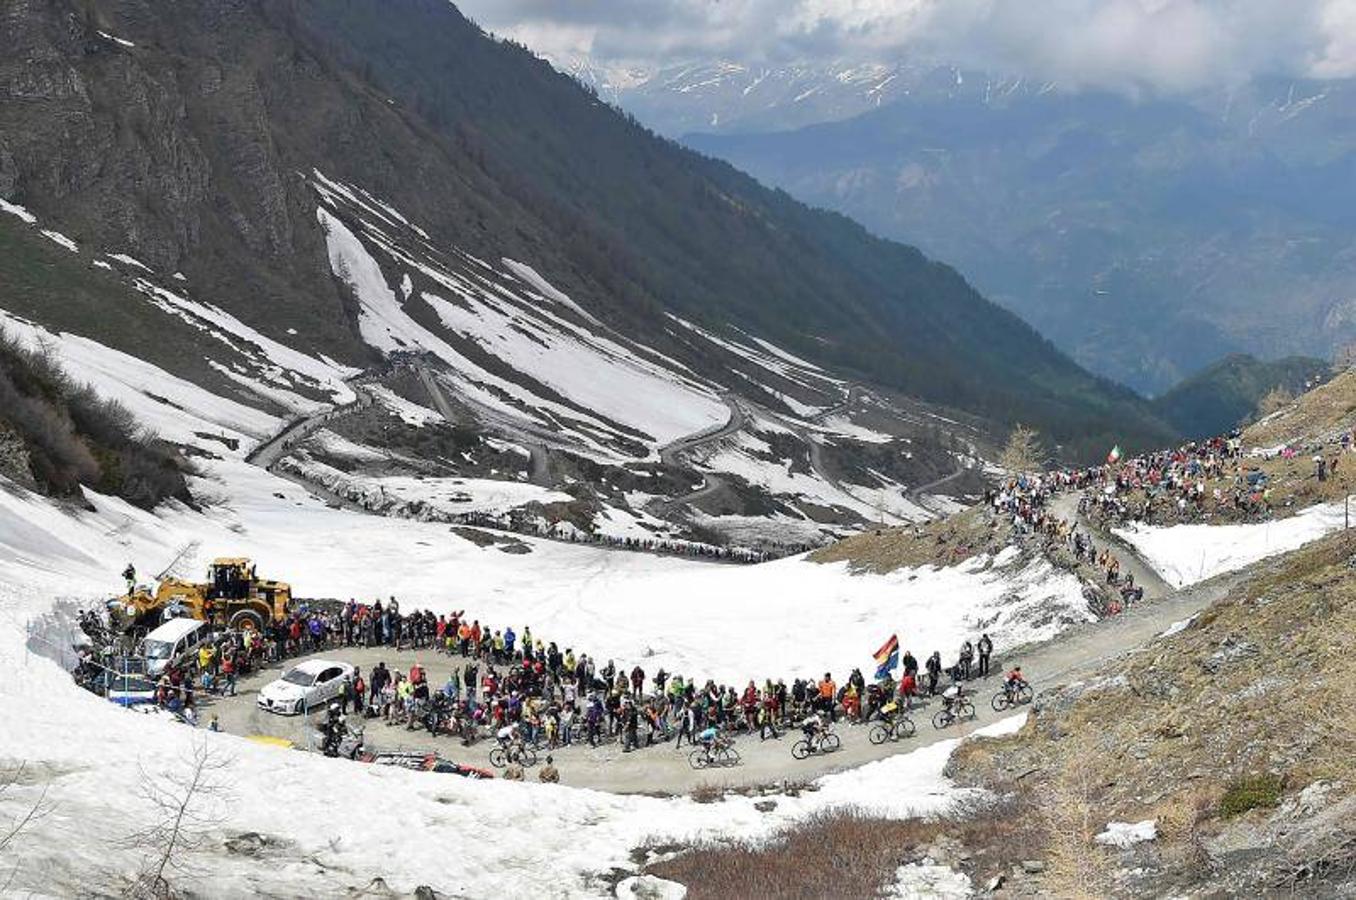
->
xmin=873 ymin=634 xmax=899 ymax=681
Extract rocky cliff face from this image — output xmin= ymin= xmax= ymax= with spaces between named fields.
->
xmin=1 ymin=1 xmax=364 ymax=359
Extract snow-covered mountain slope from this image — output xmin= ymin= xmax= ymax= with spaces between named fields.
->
xmin=3 ymin=171 xmax=983 ymax=550
xmin=313 ymin=171 xmax=729 ymax=456
xmin=303 ymin=171 xmax=985 ymax=542
xmin=559 ymin=55 xmax=1078 ymax=139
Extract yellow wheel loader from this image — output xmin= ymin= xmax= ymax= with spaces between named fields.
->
xmin=111 ymin=557 xmax=292 ymax=634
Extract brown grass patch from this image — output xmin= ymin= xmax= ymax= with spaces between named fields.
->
xmin=1245 ymin=367 xmax=1356 ymax=448
xmin=648 ymin=800 xmax=1043 ymax=900
xmin=810 ymin=506 xmax=1009 ymax=573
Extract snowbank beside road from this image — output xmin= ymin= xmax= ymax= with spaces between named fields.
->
xmin=1114 ymin=498 xmax=1352 ymax=588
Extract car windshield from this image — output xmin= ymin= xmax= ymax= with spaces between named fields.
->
xmin=281 ymin=669 xmax=314 ymax=686
xmin=110 ymin=674 xmax=157 ymax=694
xmin=144 ymin=640 xmax=173 ymax=660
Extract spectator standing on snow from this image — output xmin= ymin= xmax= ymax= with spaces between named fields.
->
xmin=977 ymin=634 xmax=993 ymax=678
xmin=926 ymin=652 xmax=942 ymax=695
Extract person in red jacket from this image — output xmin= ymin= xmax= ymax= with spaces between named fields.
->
xmin=898 ymin=671 xmax=917 ymax=709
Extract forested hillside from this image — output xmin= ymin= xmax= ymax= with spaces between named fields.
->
xmin=1152 ymin=354 xmax=1329 ymax=438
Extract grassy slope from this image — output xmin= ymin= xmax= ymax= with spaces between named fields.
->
xmin=0 ymin=217 xmax=286 ymax=411
xmin=1246 ymin=365 xmax=1356 ymax=448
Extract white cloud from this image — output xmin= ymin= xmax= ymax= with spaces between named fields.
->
xmin=455 ymin=0 xmax=1356 ymax=93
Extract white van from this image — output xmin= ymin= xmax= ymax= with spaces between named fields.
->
xmin=141 ymin=618 xmax=211 ymax=677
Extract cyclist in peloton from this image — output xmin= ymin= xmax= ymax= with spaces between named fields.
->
xmin=940 ymin=682 xmax=967 ymax=716
xmin=496 ymin=720 xmax=522 ymax=753
xmin=696 ymin=724 xmax=720 ymax=763
xmin=800 ymin=711 xmax=827 ymax=742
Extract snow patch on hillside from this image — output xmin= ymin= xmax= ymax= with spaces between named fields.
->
xmin=40 ymin=228 xmax=78 ymax=252
xmin=1115 ymin=498 xmax=1352 ymax=588
xmin=0 ymin=198 xmax=37 ymax=223
xmin=502 ymin=257 xmax=600 ymax=325
xmin=421 ymin=286 xmax=725 ymax=445
xmin=131 ymin=279 xmax=357 ymax=408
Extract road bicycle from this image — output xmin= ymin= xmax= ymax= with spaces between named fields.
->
xmin=791 ymin=729 xmax=841 ymax=760
xmin=990 ymin=679 xmax=1034 ymax=712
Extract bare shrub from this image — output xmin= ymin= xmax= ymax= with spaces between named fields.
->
xmin=0 ymin=327 xmax=188 ymax=507
xmin=650 ymin=799 xmax=1043 ymax=900
xmin=651 ymin=809 xmax=928 ymax=900
xmin=121 ymin=740 xmax=234 ymax=899
xmin=999 ymin=424 xmax=1045 ymax=475
xmin=0 ymin=762 xmax=51 ymax=892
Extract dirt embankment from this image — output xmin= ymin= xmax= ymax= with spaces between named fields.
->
xmin=948 ymin=529 xmax=1356 ymax=897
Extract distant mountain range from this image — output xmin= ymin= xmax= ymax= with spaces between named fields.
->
xmin=560 ymin=57 xmax=965 ymax=135
xmin=586 ymin=57 xmax=1356 ymax=396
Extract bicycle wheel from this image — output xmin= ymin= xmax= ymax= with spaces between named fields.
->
xmin=958 ymin=700 xmax=976 ymax=720
xmin=932 ymin=710 xmax=952 ymax=730
xmin=869 ymin=724 xmax=891 ymax=745
xmin=1015 ymin=684 xmax=1034 ymax=705
xmin=717 ymin=746 xmax=740 ymax=767
xmin=689 ymin=748 xmax=709 ymax=770
xmin=991 ymin=691 xmax=1012 ymax=712
xmin=519 ymin=747 xmax=538 ymax=768
xmin=896 ymin=717 xmax=916 ymax=739
xmin=821 ymin=733 xmax=841 ymax=752
xmin=488 ymin=747 xmax=507 ymax=769
xmin=791 ymin=740 xmax=811 ymax=760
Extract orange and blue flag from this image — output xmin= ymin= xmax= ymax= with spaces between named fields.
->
xmin=873 ymin=634 xmax=899 ymax=680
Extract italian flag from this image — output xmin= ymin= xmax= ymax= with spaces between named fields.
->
xmin=1107 ymin=445 xmax=1123 ymax=464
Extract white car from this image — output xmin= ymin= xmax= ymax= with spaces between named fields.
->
xmin=256 ymin=659 xmax=355 ymax=716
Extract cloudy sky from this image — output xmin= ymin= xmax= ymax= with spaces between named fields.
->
xmin=455 ymin=0 xmax=1356 ymax=94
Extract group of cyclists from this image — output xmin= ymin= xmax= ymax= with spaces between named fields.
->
xmin=294 ymin=602 xmax=1037 ymax=773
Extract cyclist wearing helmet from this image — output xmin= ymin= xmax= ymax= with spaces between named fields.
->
xmin=696 ymin=724 xmax=720 ymax=763
xmin=496 ymin=721 xmax=521 ymax=751
xmin=941 ymin=682 xmax=966 ymax=715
